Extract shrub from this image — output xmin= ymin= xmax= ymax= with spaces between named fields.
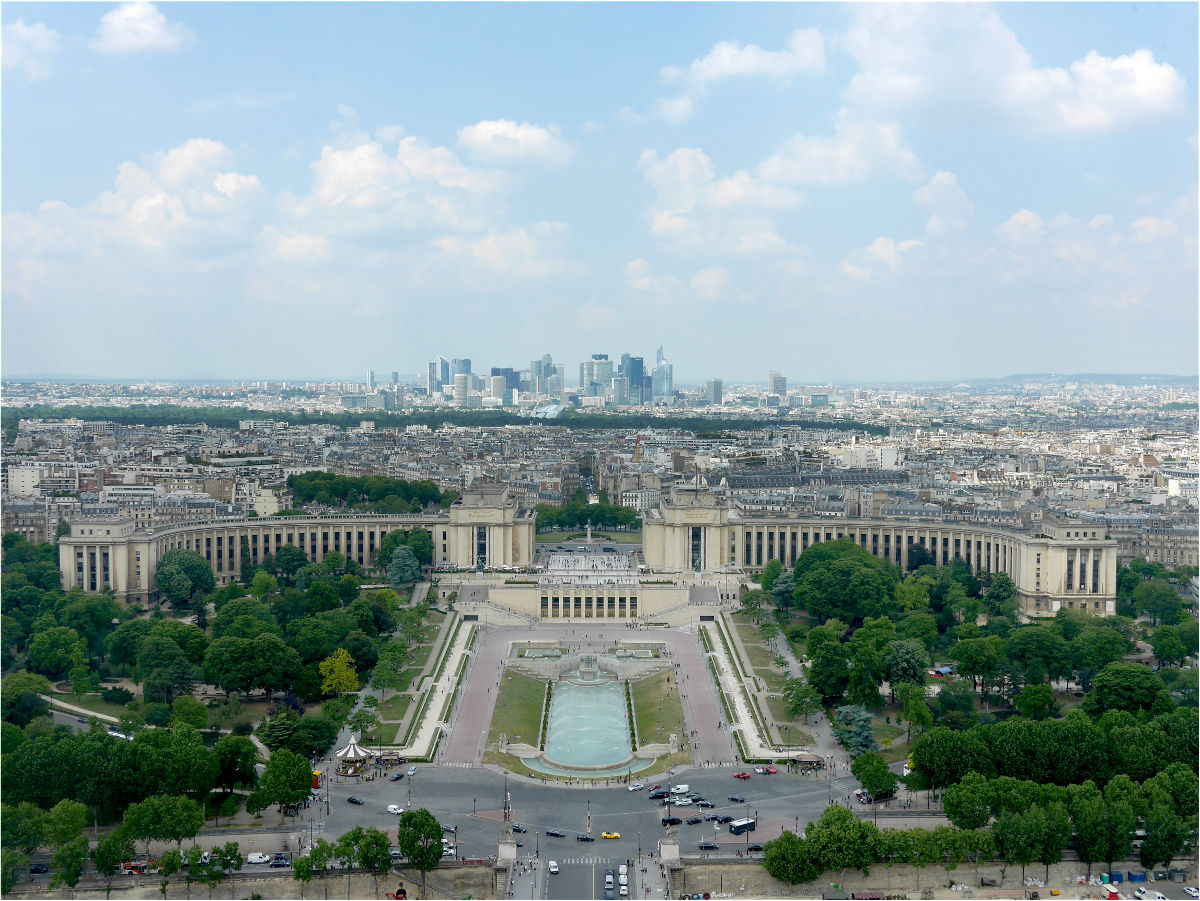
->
xmin=233 ymin=721 xmax=253 ymax=736
xmin=101 ymin=687 xmax=135 ymax=705
xmin=142 ymin=702 xmax=172 ymax=727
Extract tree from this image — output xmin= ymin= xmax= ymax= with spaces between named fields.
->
xmin=809 ymin=642 xmax=849 ymax=703
xmin=250 ymin=570 xmax=279 ymax=599
xmin=895 ymin=575 xmax=932 ymax=612
xmin=759 ymin=560 xmax=783 ymax=592
xmin=49 ymin=835 xmax=89 ymax=889
xmin=318 ymin=648 xmax=358 ymax=695
xmin=387 ymin=546 xmax=421 ymax=587
xmin=205 ymin=841 xmax=243 ymax=896
xmin=247 ymin=633 xmax=302 ymax=697
xmin=1150 ymin=625 xmax=1188 ymax=667
xmin=355 ymin=827 xmax=394 ymax=896
xmin=1014 ymin=684 xmax=1053 ymax=720
xmin=347 ymin=709 xmax=380 ymax=740
xmin=44 ymin=799 xmax=87 ymax=846
xmin=763 ymin=830 xmax=822 ymax=884
xmin=944 ymin=772 xmax=991 ymax=830
xmin=1071 ymin=627 xmax=1134 ymax=689
xmin=292 ymin=854 xmax=315 ymax=896
xmin=202 ymin=636 xmax=255 ymax=696
xmin=214 ymin=734 xmax=258 ymax=794
xmin=896 ymin=682 xmax=933 ymax=743
xmin=308 ymin=838 xmax=335 ymax=899
xmin=1006 ymin=626 xmax=1070 ymax=685
xmin=92 ymin=830 xmax=135 ymax=899
xmin=1133 ymin=579 xmax=1181 ymax=625
xmin=396 ymin=808 xmax=446 ymax=900
xmin=1035 ymin=802 xmax=1073 ymax=881
xmin=157 ymin=549 xmax=216 ymax=597
xmin=171 ymin=696 xmax=209 ymax=730
xmin=1 ymin=671 xmax=51 ymax=726
xmin=782 ymin=678 xmax=821 ymax=722
xmin=157 ymin=849 xmax=182 ymax=899
xmin=248 ymin=749 xmax=312 ymax=821
xmin=851 ymin=752 xmax=897 ymax=799
xmin=804 ymin=804 xmax=882 ymax=876
xmin=1095 ymin=800 xmax=1137 ymax=874
xmin=0 ymin=850 xmax=27 ymax=896
xmin=121 ymin=796 xmax=205 ymax=853
xmin=951 ymin=637 xmax=1004 ymax=693
xmin=982 ymin=573 xmax=1017 ymax=616
xmin=833 ymin=705 xmax=877 ymax=757
xmin=883 ymin=640 xmax=928 ymax=697
xmin=910 ymin=727 xmax=992 ymax=789
xmin=993 ymin=810 xmax=1039 ymax=883
xmin=27 ymin=626 xmax=87 ymax=678
xmin=1082 ymin=662 xmax=1173 ymax=717
xmin=2 ymin=802 xmax=46 ymax=853
xmin=155 ymin=565 xmax=193 ymax=607
xmin=740 ymin=589 xmax=767 ymax=617
xmin=137 ymin=635 xmax=199 ymax=703
xmin=275 ymin=545 xmax=309 ymax=581
xmin=1139 ymin=804 xmax=1187 ymax=869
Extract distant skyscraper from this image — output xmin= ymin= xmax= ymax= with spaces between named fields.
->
xmin=438 ymin=356 xmax=450 ymax=389
xmin=656 ymin=345 xmax=665 ymax=368
xmin=580 ymin=354 xmax=613 ymax=396
xmin=704 ymin=378 xmax=723 ymax=405
xmin=611 ymin=376 xmax=628 ymax=406
xmin=425 ymin=361 xmax=440 ymax=396
xmin=490 ymin=367 xmax=520 ymax=390
xmin=489 ymin=375 xmax=507 ymax=398
xmin=767 ymin=371 xmax=787 ymax=396
xmin=391 ymin=371 xmax=399 ymax=386
xmin=453 ymin=373 xmax=470 ymax=405
xmin=451 ymin=358 xmax=472 ymax=377
xmin=651 ymin=361 xmax=673 ymax=400
xmin=620 ymin=355 xmax=645 ymax=404
xmin=368 ymin=369 xmax=377 ymax=389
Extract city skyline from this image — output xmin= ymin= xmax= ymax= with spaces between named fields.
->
xmin=2 ymin=2 xmax=1197 ymax=381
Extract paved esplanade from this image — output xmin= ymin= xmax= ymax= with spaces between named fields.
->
xmin=442 ymin=625 xmax=734 ymax=768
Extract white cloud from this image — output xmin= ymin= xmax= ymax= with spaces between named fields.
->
xmin=996 ymin=209 xmax=1046 ymax=244
xmin=653 ymin=28 xmax=825 ymax=122
xmin=270 ymin=231 xmax=329 ymax=264
xmin=2 ymin=20 xmax=62 ymax=79
xmin=843 ymin=4 xmax=1185 ymax=132
xmin=690 ymin=266 xmax=733 ymax=300
xmin=913 ymin=172 xmax=974 ymax=236
xmin=638 ymin=147 xmax=802 ymax=256
xmin=840 ymin=236 xmax=923 ymax=280
xmin=1088 ymin=214 xmax=1114 ymax=230
xmin=624 ymin=259 xmax=682 ymax=295
xmin=92 ymin=2 xmax=192 ymax=53
xmin=1130 ymin=216 xmax=1177 ymax=243
xmin=457 ymin=119 xmax=574 ymax=166
xmin=757 ymin=108 xmax=923 ymax=185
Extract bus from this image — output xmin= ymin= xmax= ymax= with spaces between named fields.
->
xmin=728 ymin=818 xmax=756 ymax=836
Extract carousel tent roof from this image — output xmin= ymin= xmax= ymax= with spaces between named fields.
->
xmin=334 ymin=734 xmax=373 ymax=760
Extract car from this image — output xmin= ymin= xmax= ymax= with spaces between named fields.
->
xmin=347 ymin=796 xmax=365 ymax=805
xmin=29 ymin=864 xmax=48 ymax=875
xmin=670 ymin=784 xmax=689 ymax=794
xmin=628 ymin=782 xmax=644 ymax=791
xmin=697 ymin=800 xmax=715 ymax=808
xmin=548 ymin=861 xmax=559 ymax=875
xmin=390 ymin=850 xmax=404 ymax=861
xmin=545 ymin=829 xmax=565 ymax=838
xmin=717 ymin=816 xmax=734 ymax=824
xmin=698 ymin=841 xmax=720 ymax=851
xmin=1185 ymin=890 xmax=1200 ymax=899
xmin=765 ymin=766 xmax=778 ymax=775
xmin=728 ymin=795 xmax=745 ymax=803
xmin=76 ymin=717 xmax=88 ymax=724
xmin=576 ymin=834 xmax=595 ymax=842
xmin=601 ymin=832 xmax=621 ymax=840
xmin=389 ymin=773 xmax=404 ymax=782
xmin=407 ymin=767 xmax=417 ymax=776
xmin=704 ymin=814 xmax=719 ymax=821
xmin=246 ymin=853 xmax=271 ymax=865
xmin=661 ymin=817 xmax=682 ymax=826
xmin=1133 ymin=890 xmax=1148 ymax=900
xmin=746 ymin=844 xmax=764 ymax=852
xmin=648 ymin=791 xmax=669 ymax=800
xmin=649 ymin=785 xmax=662 ymax=791
xmin=387 ymin=804 xmax=404 ymax=815
xmin=753 ymin=767 xmax=767 ymax=775
xmin=733 ymin=772 xmax=751 ymax=780
xmin=511 ymin=824 xmax=527 ymax=833
xmin=619 ymin=887 xmax=629 ymax=897
xmin=686 ymin=793 xmax=703 ymax=800
xmin=673 ymin=798 xmax=693 ymax=806
xmin=685 ymin=817 xmax=703 ymax=825
xmin=441 ymin=824 xmax=456 ymax=833
xmin=269 ymin=855 xmax=290 ymax=868
xmin=514 ymin=842 xmax=524 ymax=848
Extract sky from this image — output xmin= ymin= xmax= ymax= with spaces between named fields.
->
xmin=2 ymin=2 xmax=1196 ymax=384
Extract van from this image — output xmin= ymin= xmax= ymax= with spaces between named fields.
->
xmin=670 ymin=784 xmax=689 ymax=794
xmin=618 ymin=864 xmax=628 ymax=877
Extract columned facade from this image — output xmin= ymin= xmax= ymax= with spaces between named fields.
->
xmin=60 ymin=485 xmax=535 ymax=602
xmin=643 ymin=487 xmax=1118 ymax=618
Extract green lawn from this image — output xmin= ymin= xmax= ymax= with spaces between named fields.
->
xmin=535 ymin=530 xmax=643 ymax=544
xmin=49 ymin=692 xmax=135 ymax=720
xmin=755 ymin=667 xmax=787 ymax=692
xmin=631 ymin=671 xmax=685 ymax=746
xmin=408 ymin=642 xmax=436 ymax=671
xmin=763 ymin=695 xmax=816 ymax=746
xmin=733 ymin=624 xmax=777 ymax=670
xmin=376 ymin=694 xmax=413 ymax=723
xmin=872 ymin=721 xmax=904 ymax=747
xmin=488 ymin=671 xmax=546 ymax=747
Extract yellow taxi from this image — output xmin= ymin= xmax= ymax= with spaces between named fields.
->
xmin=601 ymin=832 xmax=621 ymax=840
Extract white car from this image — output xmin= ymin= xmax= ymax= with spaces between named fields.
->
xmin=670 ymin=785 xmax=689 ymax=794
xmin=619 ymin=887 xmax=629 ymax=897
xmin=407 ymin=767 xmax=417 ymax=776
xmin=627 ymin=782 xmax=644 ymax=792
xmin=246 ymin=853 xmax=270 ymax=865
xmin=548 ymin=861 xmax=559 ymax=875
xmin=673 ymin=798 xmax=693 ymax=806
xmin=387 ymin=804 xmax=404 ymax=815
xmin=1185 ymin=890 xmax=1199 ymax=899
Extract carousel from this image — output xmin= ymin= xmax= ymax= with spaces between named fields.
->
xmin=334 ymin=733 xmax=374 ymax=779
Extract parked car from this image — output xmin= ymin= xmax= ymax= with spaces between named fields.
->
xmin=1184 ymin=890 xmax=1199 ymax=899
xmin=673 ymin=798 xmax=693 ymax=806
xmin=548 ymin=861 xmax=559 ymax=875
xmin=347 ymin=796 xmax=365 ymax=805
xmin=765 ymin=766 xmax=778 ymax=774
xmin=406 ymin=767 xmax=417 ymax=776
xmin=685 ymin=817 xmax=703 ymax=825
xmin=387 ymin=804 xmax=404 ymax=815
xmin=390 ymin=850 xmax=404 ymax=860
xmin=269 ymin=854 xmax=290 ymax=868
xmin=29 ymin=864 xmax=48 ymax=875
xmin=704 ymin=814 xmax=719 ymax=821
xmin=697 ymin=801 xmax=715 ymax=808
xmin=627 ymin=782 xmax=644 ymax=791
xmin=545 ymin=829 xmax=565 ymax=837
xmin=389 ymin=773 xmax=404 ymax=782
xmin=576 ymin=834 xmax=595 ymax=842
xmin=661 ymin=817 xmax=682 ymax=826
xmin=733 ymin=772 xmax=751 ymax=780
xmin=670 ymin=784 xmax=689 ymax=794
xmin=717 ymin=816 xmax=734 ymax=824
xmin=728 ymin=796 xmax=745 ymax=803
xmin=442 ymin=824 xmax=456 ymax=833
xmin=649 ymin=785 xmax=662 ymax=792
xmin=246 ymin=853 xmax=270 ymax=865
xmin=698 ymin=841 xmax=720 ymax=851
xmin=746 ymin=844 xmax=764 ymax=852
xmin=511 ymin=824 xmax=527 ymax=833
xmin=753 ymin=767 xmax=767 ymax=775
xmin=648 ymin=790 xmax=669 ymax=800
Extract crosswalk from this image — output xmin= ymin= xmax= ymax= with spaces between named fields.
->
xmin=555 ymin=856 xmax=623 ymax=865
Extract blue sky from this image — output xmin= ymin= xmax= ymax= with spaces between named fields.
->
xmin=3 ymin=2 xmax=1196 ymax=382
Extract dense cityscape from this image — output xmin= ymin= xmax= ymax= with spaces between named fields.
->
xmin=2 ymin=1 xmax=1197 ymax=900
